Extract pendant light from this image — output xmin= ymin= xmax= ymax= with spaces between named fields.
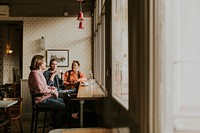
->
xmin=6 ymin=25 xmax=13 ymax=55
xmin=77 ymin=0 xmax=84 ymax=29
xmin=78 ymin=21 xmax=84 ymax=29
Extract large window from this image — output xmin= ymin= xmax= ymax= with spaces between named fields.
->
xmin=111 ymin=0 xmax=129 ymax=109
xmin=93 ymin=0 xmax=106 ymax=89
xmin=93 ymin=0 xmax=128 ymax=109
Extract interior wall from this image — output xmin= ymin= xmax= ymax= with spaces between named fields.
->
xmin=22 ymin=17 xmax=92 ymax=79
xmin=0 ymin=24 xmax=5 ymax=84
xmin=0 ymin=16 xmax=92 ymax=80
xmin=156 ymin=0 xmax=200 ymax=132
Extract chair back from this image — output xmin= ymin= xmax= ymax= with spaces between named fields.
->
xmin=4 ymin=83 xmax=20 ymax=98
xmin=3 ymin=97 xmax=23 ymax=116
xmin=0 ymin=85 xmax=8 ymax=99
xmin=13 ymin=68 xmax=22 ymax=83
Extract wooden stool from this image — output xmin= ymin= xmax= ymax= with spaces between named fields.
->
xmin=30 ymin=94 xmax=54 ymax=133
xmin=30 ymin=104 xmax=53 ymax=133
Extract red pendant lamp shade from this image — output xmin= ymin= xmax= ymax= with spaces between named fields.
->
xmin=77 ymin=0 xmax=84 ymax=29
xmin=78 ymin=21 xmax=84 ymax=29
xmin=77 ymin=12 xmax=84 ymax=21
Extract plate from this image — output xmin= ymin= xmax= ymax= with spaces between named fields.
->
xmin=80 ymin=82 xmax=89 ymax=86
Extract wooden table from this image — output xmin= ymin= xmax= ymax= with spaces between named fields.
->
xmin=49 ymin=127 xmax=130 ymax=133
xmin=75 ymin=80 xmax=106 ymax=127
xmin=0 ymin=100 xmax=18 ymax=132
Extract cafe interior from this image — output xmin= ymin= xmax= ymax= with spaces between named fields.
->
xmin=0 ymin=0 xmax=150 ymax=133
xmin=1 ymin=0 xmax=200 ymax=133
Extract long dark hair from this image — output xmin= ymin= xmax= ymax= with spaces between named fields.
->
xmin=71 ymin=60 xmax=80 ymax=70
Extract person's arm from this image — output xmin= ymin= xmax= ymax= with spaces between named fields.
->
xmin=50 ymin=70 xmax=59 ymax=81
xmin=32 ymin=71 xmax=58 ymax=98
xmin=43 ymin=71 xmax=54 ymax=86
xmin=59 ymin=72 xmax=64 ymax=86
xmin=31 ymin=72 xmax=52 ymax=94
xmin=29 ymin=71 xmax=58 ymax=98
xmin=50 ymin=86 xmax=58 ymax=98
xmin=64 ymin=71 xmax=70 ymax=85
xmin=77 ymin=72 xmax=87 ymax=82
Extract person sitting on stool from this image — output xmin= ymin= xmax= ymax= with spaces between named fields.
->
xmin=63 ymin=60 xmax=87 ymax=119
xmin=28 ymin=55 xmax=69 ymax=128
xmin=43 ymin=58 xmax=66 ymax=98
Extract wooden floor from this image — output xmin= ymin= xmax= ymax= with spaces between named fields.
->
xmin=9 ymin=117 xmax=81 ymax=133
xmin=7 ymin=110 xmax=99 ymax=133
xmin=9 ymin=119 xmax=51 ymax=133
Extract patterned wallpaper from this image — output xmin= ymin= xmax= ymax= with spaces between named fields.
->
xmin=0 ymin=24 xmax=20 ymax=84
xmin=0 ymin=16 xmax=92 ymax=81
xmin=0 ymin=24 xmax=4 ymax=84
xmin=4 ymin=27 xmax=21 ymax=83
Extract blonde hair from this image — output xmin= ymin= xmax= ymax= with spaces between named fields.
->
xmin=30 ymin=55 xmax=44 ymax=70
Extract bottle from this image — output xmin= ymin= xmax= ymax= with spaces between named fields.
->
xmin=89 ymin=70 xmax=94 ymax=88
xmin=89 ymin=70 xmax=93 ymax=80
xmin=59 ymin=70 xmax=64 ymax=80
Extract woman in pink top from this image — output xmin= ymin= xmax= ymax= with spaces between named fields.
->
xmin=28 ymin=55 xmax=69 ymax=128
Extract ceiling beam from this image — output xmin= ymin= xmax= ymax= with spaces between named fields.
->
xmin=9 ymin=4 xmax=92 ymax=17
xmin=1 ymin=0 xmax=92 ymax=5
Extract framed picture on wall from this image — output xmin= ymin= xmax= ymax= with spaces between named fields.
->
xmin=46 ymin=49 xmax=69 ymax=67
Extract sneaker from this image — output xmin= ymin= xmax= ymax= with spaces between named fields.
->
xmin=71 ymin=112 xmax=79 ymax=119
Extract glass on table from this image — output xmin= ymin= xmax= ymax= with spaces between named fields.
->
xmin=89 ymin=79 xmax=95 ymax=89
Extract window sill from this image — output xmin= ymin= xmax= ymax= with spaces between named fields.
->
xmin=112 ymin=95 xmax=129 ymax=110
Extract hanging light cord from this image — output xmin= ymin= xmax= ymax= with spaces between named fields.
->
xmin=79 ymin=1 xmax=82 ymax=12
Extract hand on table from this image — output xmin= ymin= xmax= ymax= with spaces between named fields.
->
xmin=70 ymin=80 xmax=79 ymax=85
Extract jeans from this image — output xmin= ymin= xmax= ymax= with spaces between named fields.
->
xmin=37 ymin=97 xmax=68 ymax=128
xmin=58 ymin=88 xmax=77 ymax=98
xmin=58 ymin=90 xmax=65 ymax=98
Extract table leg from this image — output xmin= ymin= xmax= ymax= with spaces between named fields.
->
xmin=80 ymin=100 xmax=85 ymax=127
xmin=5 ymin=107 xmax=11 ymax=133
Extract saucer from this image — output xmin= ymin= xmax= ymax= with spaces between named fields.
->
xmin=81 ymin=82 xmax=89 ymax=86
